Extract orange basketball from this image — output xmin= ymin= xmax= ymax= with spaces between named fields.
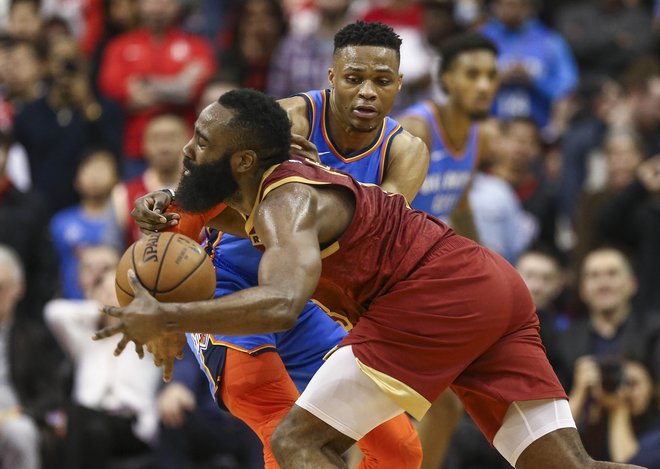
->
xmin=115 ymin=232 xmax=216 ymax=306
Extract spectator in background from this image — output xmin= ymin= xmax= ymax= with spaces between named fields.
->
xmin=516 ymin=248 xmax=571 ymax=378
xmin=41 ymin=0 xmax=86 ymax=38
xmin=481 ymin=0 xmax=578 ymax=138
xmin=0 ymin=130 xmax=55 ymax=320
xmin=45 ymin=262 xmax=161 ymax=469
xmin=0 ymin=246 xmax=40 ymax=469
xmin=597 ymin=154 xmax=660 ymax=312
xmin=87 ymin=0 xmax=140 ymax=96
xmin=470 ymin=171 xmax=537 ymax=264
xmin=217 ymin=0 xmax=287 ymax=92
xmin=50 ymin=148 xmax=122 ymax=299
xmin=556 ymin=0 xmax=653 ymax=82
xmin=614 ymin=56 xmax=660 ymax=155
xmin=156 ymin=347 xmax=264 ymax=469
xmin=112 ymin=113 xmax=186 ymax=247
xmin=4 ymin=39 xmax=46 ymax=114
xmin=560 ymin=57 xmax=660 ymax=224
xmin=490 ymin=116 xmax=559 ymax=251
xmin=14 ymin=35 xmax=123 ymax=215
xmin=98 ymin=0 xmax=216 ymax=178
xmin=6 ymin=0 xmax=42 ymax=42
xmin=604 ymin=359 xmax=660 ymax=467
xmin=572 ymin=129 xmax=645 ymax=269
xmin=267 ymin=0 xmax=352 ymax=99
xmin=559 ymin=248 xmax=660 ymax=460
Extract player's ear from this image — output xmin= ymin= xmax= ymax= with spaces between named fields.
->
xmin=328 ymin=67 xmax=335 ymax=88
xmin=397 ymin=73 xmax=404 ymax=92
xmin=233 ymin=150 xmax=257 ymax=174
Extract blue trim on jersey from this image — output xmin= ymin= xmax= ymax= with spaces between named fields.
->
xmin=402 ymin=101 xmax=479 ymax=220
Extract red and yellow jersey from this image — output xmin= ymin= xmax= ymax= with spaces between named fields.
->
xmin=245 ymin=157 xmax=454 ymax=327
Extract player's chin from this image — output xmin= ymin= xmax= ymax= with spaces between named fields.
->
xmin=350 ymin=117 xmax=381 ymax=133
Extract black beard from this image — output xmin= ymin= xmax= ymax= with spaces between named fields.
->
xmin=175 ymin=152 xmax=239 ymax=213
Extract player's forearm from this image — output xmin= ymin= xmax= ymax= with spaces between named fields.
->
xmin=164 ymin=286 xmax=301 ymax=335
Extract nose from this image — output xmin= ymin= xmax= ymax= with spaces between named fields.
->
xmin=182 ymin=138 xmax=194 ymax=161
xmin=476 ymin=75 xmax=493 ymax=94
xmin=358 ymin=80 xmax=377 ymax=100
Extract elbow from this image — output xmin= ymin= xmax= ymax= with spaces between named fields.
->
xmin=270 ymin=294 xmax=302 ymax=331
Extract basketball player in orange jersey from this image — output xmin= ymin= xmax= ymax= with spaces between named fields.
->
xmin=397 ymin=33 xmax=500 ymax=469
xmin=96 ymin=89 xmax=642 ymax=469
xmin=129 ymin=22 xmax=429 ymax=468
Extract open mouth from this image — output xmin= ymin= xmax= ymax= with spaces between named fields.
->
xmin=353 ymin=105 xmax=379 ymax=119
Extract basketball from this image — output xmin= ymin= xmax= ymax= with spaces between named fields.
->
xmin=115 ymin=232 xmax=216 ymax=306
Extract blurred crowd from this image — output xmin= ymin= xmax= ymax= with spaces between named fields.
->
xmin=0 ymin=0 xmax=659 ymax=468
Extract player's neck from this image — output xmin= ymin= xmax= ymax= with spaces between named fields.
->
xmin=327 ymin=105 xmax=382 ymax=155
xmin=436 ymin=102 xmax=472 ymax=152
xmin=226 ymin=172 xmax=262 ymax=216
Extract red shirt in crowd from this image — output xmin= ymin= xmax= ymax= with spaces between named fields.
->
xmin=99 ymin=27 xmax=216 ymax=159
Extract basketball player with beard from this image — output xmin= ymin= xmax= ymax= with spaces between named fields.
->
xmin=95 ymin=89 xmax=640 ymax=469
xmin=397 ymin=33 xmax=500 ymax=469
xmin=126 ymin=22 xmax=428 ymax=468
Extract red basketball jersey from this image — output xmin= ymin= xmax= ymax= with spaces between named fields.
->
xmin=245 ymin=158 xmax=454 ymax=326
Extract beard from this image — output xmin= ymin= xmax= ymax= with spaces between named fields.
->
xmin=175 ymin=152 xmax=239 ymax=213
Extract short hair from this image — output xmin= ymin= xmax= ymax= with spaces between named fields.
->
xmin=334 ymin=21 xmax=402 ymax=58
xmin=77 ymin=146 xmax=119 ymax=174
xmin=217 ymin=89 xmax=292 ymax=169
xmin=500 ymin=116 xmax=540 ymax=141
xmin=0 ymin=245 xmax=24 ymax=284
xmin=439 ymin=33 xmax=498 ymax=75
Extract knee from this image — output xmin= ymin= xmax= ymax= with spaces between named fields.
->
xmin=270 ymin=415 xmax=302 ymax=462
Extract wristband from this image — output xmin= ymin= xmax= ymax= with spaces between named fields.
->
xmin=160 ymin=188 xmax=176 ymax=200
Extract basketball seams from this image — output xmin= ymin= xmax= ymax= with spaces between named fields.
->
xmin=115 ymin=279 xmax=133 ymax=297
xmin=155 ymin=253 xmax=209 ymax=294
xmin=154 ymin=233 xmax=176 ymax=293
xmin=116 ymin=232 xmax=215 ymax=305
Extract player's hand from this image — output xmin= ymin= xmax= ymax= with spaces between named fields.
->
xmin=157 ymin=382 xmax=196 ymax=428
xmin=572 ymin=355 xmax=601 ymax=394
xmin=290 ymin=134 xmax=320 ymax=162
xmin=93 ymin=269 xmax=169 ymax=353
xmin=131 ymin=190 xmax=180 ymax=234
xmin=147 ymin=332 xmax=186 ymax=382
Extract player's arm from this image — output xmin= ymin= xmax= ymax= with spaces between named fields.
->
xmin=380 ymin=129 xmax=429 ymax=202
xmin=278 ymin=96 xmax=311 ymax=137
xmin=449 ymin=124 xmax=495 ymax=241
xmin=96 ymin=183 xmax=325 ymax=346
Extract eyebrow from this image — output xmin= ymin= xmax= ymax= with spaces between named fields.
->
xmin=344 ymin=65 xmax=395 ymax=74
xmin=195 ymin=127 xmax=210 ymax=142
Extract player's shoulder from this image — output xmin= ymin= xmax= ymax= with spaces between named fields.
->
xmin=278 ymin=95 xmax=310 ymax=136
xmin=389 ymin=126 xmax=428 ymax=158
xmin=395 ymin=110 xmax=432 ymax=147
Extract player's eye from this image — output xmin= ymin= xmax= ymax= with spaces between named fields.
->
xmin=379 ymin=79 xmax=391 ymax=86
xmin=346 ymin=76 xmax=360 ymax=84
